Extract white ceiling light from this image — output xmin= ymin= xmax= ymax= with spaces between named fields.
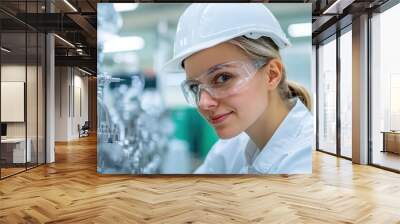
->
xmin=1 ymin=47 xmax=11 ymax=53
xmin=76 ymin=48 xmax=84 ymax=55
xmin=78 ymin=67 xmax=92 ymax=76
xmin=63 ymin=0 xmax=78 ymax=12
xmin=322 ymin=0 xmax=354 ymax=15
xmin=54 ymin=34 xmax=75 ymax=48
xmin=323 ymin=0 xmax=341 ymax=14
xmin=288 ymin=23 xmax=311 ymax=38
xmin=103 ymin=36 xmax=144 ymax=53
xmin=113 ymin=3 xmax=139 ymax=12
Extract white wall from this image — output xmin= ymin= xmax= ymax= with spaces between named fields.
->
xmin=1 ymin=65 xmax=26 ymax=132
xmin=55 ymin=66 xmax=68 ymax=141
xmin=1 ymin=65 xmax=31 ymax=138
xmin=54 ymin=67 xmax=89 ymax=141
xmin=70 ymin=72 xmax=89 ymax=138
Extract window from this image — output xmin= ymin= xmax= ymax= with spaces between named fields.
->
xmin=0 ymin=1 xmax=47 ymax=179
xmin=371 ymin=3 xmax=400 ymax=171
xmin=340 ymin=29 xmax=352 ymax=158
xmin=317 ymin=37 xmax=337 ymax=154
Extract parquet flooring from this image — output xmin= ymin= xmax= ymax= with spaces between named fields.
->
xmin=373 ymin=150 xmax=400 ymax=171
xmin=1 ymin=135 xmax=400 ymax=223
xmin=1 ymin=167 xmax=25 ymax=178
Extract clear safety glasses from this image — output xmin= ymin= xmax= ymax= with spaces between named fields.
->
xmin=181 ymin=60 xmax=266 ymax=106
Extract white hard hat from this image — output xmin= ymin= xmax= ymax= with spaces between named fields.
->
xmin=163 ymin=3 xmax=291 ymax=73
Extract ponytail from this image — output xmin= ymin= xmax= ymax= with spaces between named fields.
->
xmin=287 ymin=81 xmax=311 ymax=111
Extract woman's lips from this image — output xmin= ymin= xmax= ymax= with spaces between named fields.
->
xmin=210 ymin=111 xmax=233 ymax=124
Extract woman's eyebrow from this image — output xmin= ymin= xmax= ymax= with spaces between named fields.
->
xmin=188 ymin=62 xmax=230 ymax=81
xmin=206 ymin=64 xmax=222 ymax=75
xmin=206 ymin=63 xmax=231 ymax=75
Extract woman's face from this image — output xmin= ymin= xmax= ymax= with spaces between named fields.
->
xmin=184 ymin=42 xmax=273 ymax=139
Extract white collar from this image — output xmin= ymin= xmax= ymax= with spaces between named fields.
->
xmin=243 ymin=98 xmax=312 ymax=173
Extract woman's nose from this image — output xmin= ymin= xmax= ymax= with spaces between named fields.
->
xmin=198 ymin=89 xmax=218 ymax=110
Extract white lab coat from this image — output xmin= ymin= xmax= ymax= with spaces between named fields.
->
xmin=194 ymin=98 xmax=313 ymax=174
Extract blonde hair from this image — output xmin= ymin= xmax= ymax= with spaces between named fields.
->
xmin=228 ymin=36 xmax=312 ymax=111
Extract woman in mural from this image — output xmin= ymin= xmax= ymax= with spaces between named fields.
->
xmin=163 ymin=3 xmax=313 ymax=174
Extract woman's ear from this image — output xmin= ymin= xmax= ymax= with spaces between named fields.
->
xmin=264 ymin=58 xmax=283 ymax=90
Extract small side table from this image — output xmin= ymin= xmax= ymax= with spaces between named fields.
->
xmin=381 ymin=131 xmax=400 ymax=154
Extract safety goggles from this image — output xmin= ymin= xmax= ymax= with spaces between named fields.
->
xmin=181 ymin=60 xmax=266 ymax=106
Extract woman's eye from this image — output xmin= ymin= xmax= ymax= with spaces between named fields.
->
xmin=215 ymin=73 xmax=232 ymax=84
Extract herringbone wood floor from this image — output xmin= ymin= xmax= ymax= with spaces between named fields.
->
xmin=1 ymin=135 xmax=400 ymax=223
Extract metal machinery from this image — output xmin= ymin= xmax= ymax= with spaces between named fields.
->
xmin=97 ymin=4 xmax=172 ymax=174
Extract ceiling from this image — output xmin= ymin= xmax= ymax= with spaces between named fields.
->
xmin=0 ymin=0 xmax=98 ymax=73
xmin=310 ymin=0 xmax=390 ymax=44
